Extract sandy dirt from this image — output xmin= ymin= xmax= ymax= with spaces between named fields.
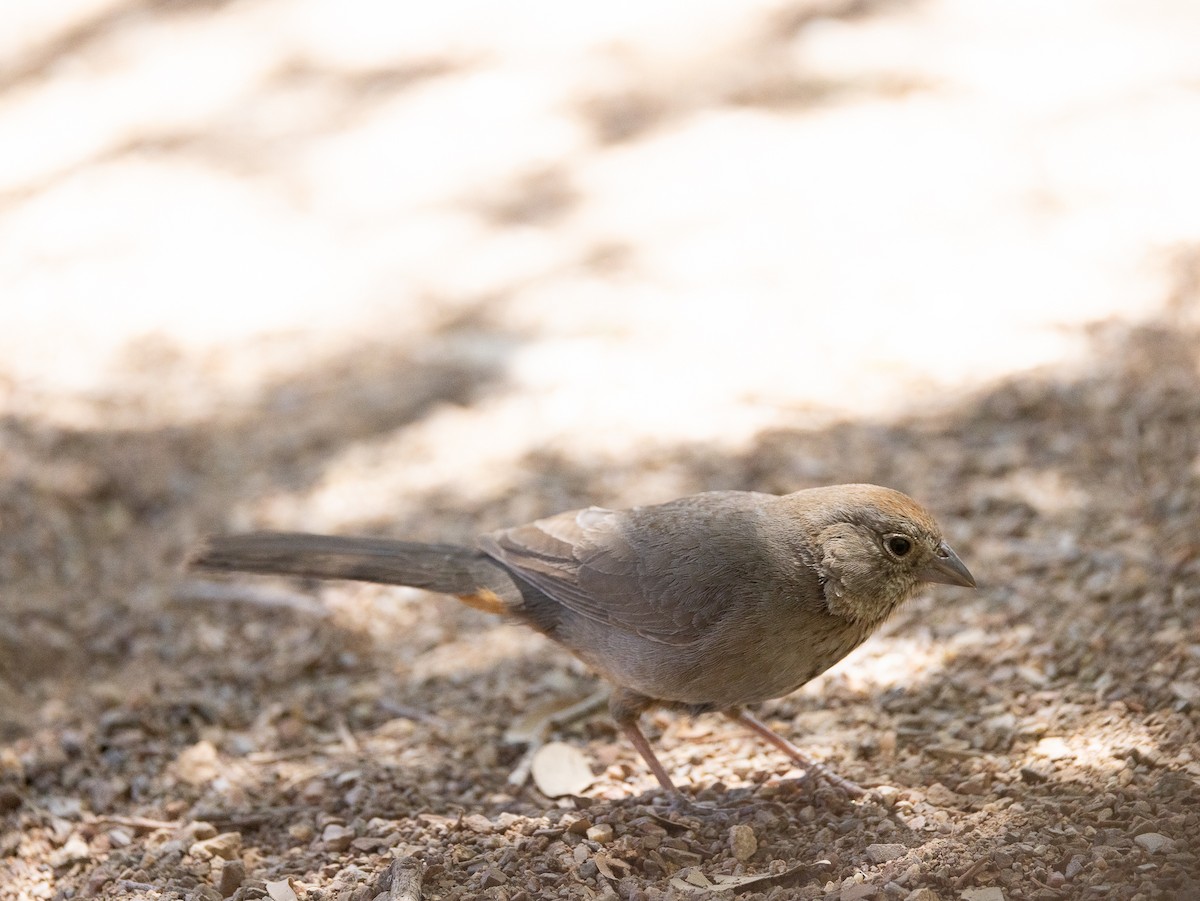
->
xmin=3 ymin=1 xmax=1200 ymax=899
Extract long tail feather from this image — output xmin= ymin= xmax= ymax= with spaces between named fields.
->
xmin=191 ymin=532 xmax=514 ymax=605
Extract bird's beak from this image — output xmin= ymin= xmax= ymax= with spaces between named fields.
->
xmin=918 ymin=541 xmax=976 ymax=588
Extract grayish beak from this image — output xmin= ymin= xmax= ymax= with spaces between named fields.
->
xmin=918 ymin=541 xmax=976 ymax=588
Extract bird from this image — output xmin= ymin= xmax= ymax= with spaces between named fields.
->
xmin=190 ymin=484 xmax=975 ymax=797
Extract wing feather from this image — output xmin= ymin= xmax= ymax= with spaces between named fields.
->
xmin=479 ymin=493 xmax=795 ymax=645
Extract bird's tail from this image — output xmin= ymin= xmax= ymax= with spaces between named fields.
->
xmin=189 ymin=532 xmax=519 ymax=614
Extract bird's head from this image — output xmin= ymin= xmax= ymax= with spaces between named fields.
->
xmin=786 ymin=484 xmax=975 ymax=626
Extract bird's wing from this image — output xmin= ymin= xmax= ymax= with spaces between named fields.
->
xmin=479 ymin=494 xmax=790 ymax=645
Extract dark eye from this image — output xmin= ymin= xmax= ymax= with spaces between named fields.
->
xmin=886 ymin=535 xmax=912 ymax=557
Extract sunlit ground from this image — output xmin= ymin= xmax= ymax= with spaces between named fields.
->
xmin=5 ymin=0 xmax=1199 ymax=439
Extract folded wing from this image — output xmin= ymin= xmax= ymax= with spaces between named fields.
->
xmin=480 ymin=494 xmax=788 ymax=645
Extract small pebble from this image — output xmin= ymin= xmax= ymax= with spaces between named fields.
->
xmin=564 ymin=815 xmax=592 ymax=835
xmin=1133 ymin=832 xmax=1172 ymax=854
xmin=214 ymin=858 xmax=245 ymax=898
xmin=185 ymin=822 xmax=219 ymax=842
xmin=1019 ymin=766 xmax=1050 ymax=784
xmin=924 ymin=783 xmax=959 ymax=806
xmin=840 ymin=883 xmax=875 ymax=901
xmin=729 ymin=824 xmax=757 ymax=861
xmin=54 ymin=836 xmax=90 ymax=865
xmin=463 ymin=814 xmax=496 ymax=834
xmin=587 ymin=823 xmax=614 ymax=844
xmin=873 ymin=785 xmax=900 ymax=808
xmin=0 ymin=788 xmax=21 ymax=814
xmin=190 ymin=832 xmax=242 ymax=861
xmin=320 ymin=824 xmax=354 ymax=852
xmin=480 ymin=868 xmax=508 ymax=887
xmin=175 ymin=740 xmax=220 ymax=786
xmin=287 ymin=823 xmax=315 ymax=842
xmin=865 ymin=843 xmax=906 ymax=864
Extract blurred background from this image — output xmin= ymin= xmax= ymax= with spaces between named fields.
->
xmin=3 ymin=0 xmax=1200 ymax=897
xmin=5 ymin=0 xmax=1199 ymax=459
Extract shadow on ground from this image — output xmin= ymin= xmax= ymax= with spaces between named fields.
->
xmin=1 ymin=252 xmax=1198 ymax=898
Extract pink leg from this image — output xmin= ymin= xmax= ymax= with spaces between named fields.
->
xmin=610 ymin=688 xmax=683 ymax=796
xmin=726 ymin=708 xmax=866 ymax=797
xmin=618 ymin=719 xmax=680 ymax=795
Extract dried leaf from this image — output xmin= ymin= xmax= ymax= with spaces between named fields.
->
xmin=666 ymin=863 xmax=830 ymax=895
xmin=530 ymin=741 xmax=594 ymax=798
xmin=593 ymin=851 xmax=630 ymax=880
xmin=265 ymin=879 xmax=299 ymax=901
xmin=503 ymin=692 xmax=607 ymax=744
xmin=669 ymin=868 xmax=713 ymax=891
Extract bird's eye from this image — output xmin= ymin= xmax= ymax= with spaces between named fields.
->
xmin=886 ymin=535 xmax=912 ymax=557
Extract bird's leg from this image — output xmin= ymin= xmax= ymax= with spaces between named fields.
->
xmin=610 ymin=688 xmax=681 ymax=796
xmin=725 ymin=708 xmax=866 ymax=797
xmin=619 ymin=720 xmax=680 ymax=795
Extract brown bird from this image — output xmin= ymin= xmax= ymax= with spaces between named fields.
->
xmin=190 ymin=484 xmax=974 ymax=797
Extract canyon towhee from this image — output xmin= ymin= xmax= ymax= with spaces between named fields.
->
xmin=192 ymin=484 xmax=975 ymax=796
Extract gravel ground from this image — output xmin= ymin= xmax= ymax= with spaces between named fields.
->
xmin=3 ymin=2 xmax=1200 ymax=899
xmin=2 ymin=285 xmax=1200 ymax=900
